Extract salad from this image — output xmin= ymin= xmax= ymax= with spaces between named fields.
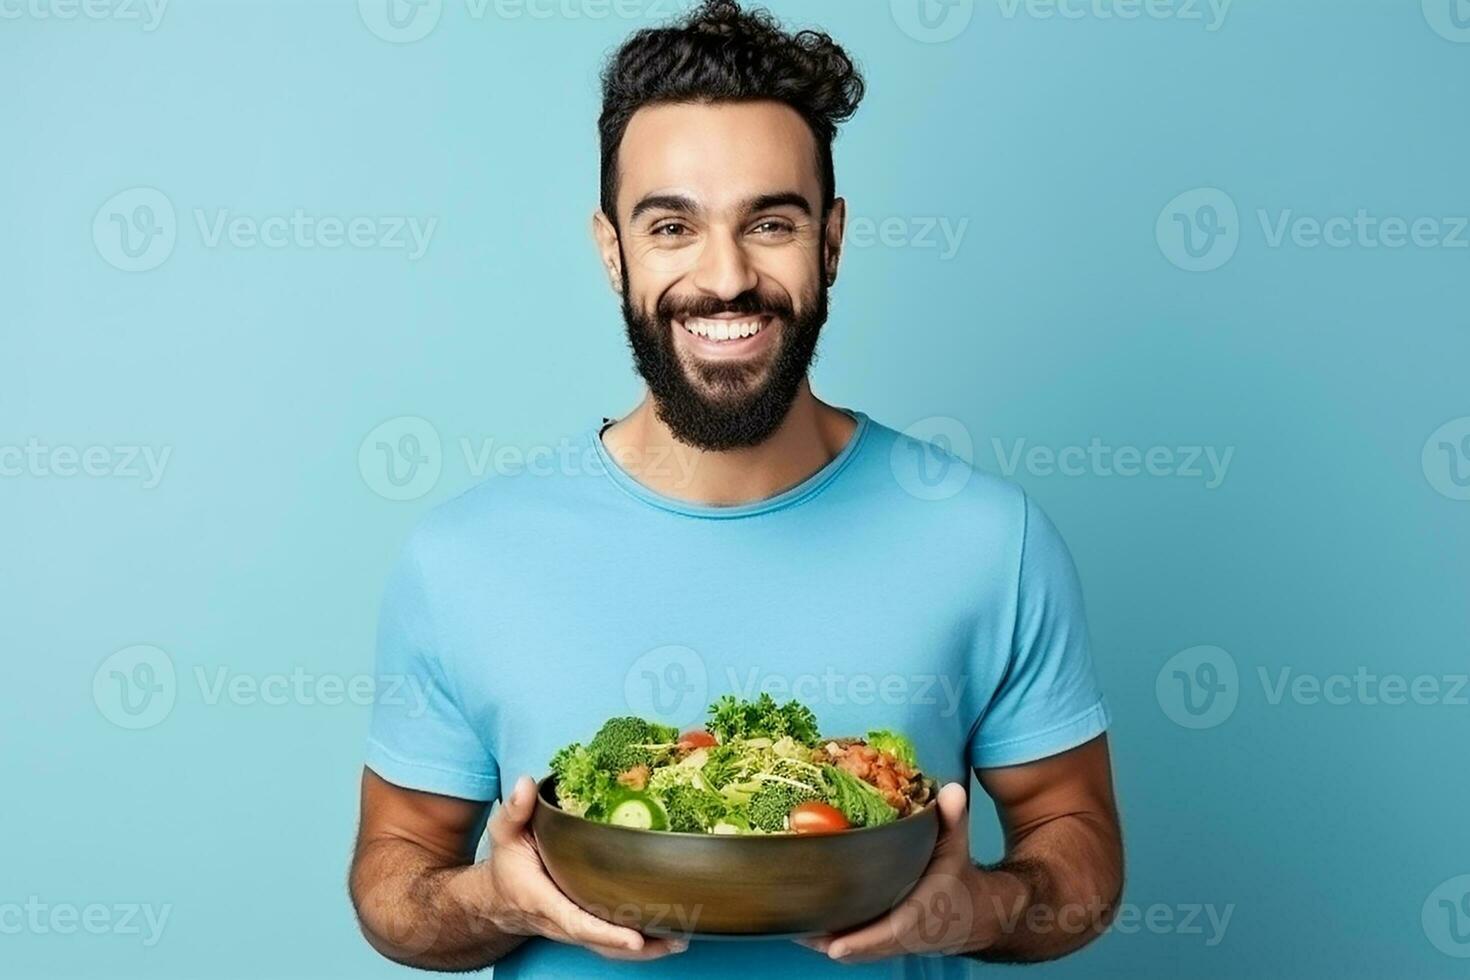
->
xmin=547 ymin=695 xmax=936 ymax=835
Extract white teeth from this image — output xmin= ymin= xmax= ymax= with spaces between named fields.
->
xmin=681 ymin=317 xmax=766 ymax=342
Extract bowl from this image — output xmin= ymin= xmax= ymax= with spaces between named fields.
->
xmin=530 ymin=775 xmax=940 ymax=938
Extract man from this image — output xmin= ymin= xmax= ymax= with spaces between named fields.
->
xmin=349 ymin=2 xmax=1123 ymax=976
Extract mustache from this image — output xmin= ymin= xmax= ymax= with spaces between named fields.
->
xmin=657 ymin=291 xmax=794 ymax=322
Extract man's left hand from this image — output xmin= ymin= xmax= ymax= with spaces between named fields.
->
xmin=795 ymin=782 xmax=1019 ymax=964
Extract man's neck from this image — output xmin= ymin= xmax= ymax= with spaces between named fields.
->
xmin=600 ymin=383 xmax=859 ymax=506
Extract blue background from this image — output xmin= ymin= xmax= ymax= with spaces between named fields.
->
xmin=3 ymin=0 xmax=1468 ymax=976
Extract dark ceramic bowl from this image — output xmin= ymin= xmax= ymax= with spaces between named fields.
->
xmin=531 ymin=775 xmax=940 ymax=938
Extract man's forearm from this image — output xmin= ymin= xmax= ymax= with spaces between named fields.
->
xmin=967 ymin=811 xmax=1124 ymax=962
xmin=350 ymin=836 xmax=525 ymax=971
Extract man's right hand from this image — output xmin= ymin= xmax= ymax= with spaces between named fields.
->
xmin=351 ymin=769 xmax=686 ymax=971
xmin=477 ymin=774 xmax=688 ymax=961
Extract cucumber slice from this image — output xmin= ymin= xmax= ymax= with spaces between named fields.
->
xmin=607 ymin=792 xmax=668 ymax=831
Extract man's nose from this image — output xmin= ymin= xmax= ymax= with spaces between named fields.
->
xmin=689 ymin=228 xmax=758 ymax=300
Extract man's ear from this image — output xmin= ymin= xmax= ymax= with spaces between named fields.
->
xmin=823 ymin=197 xmax=847 ymax=286
xmin=591 ymin=209 xmax=624 ymax=295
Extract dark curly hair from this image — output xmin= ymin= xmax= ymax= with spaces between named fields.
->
xmin=598 ymin=0 xmax=866 ymax=228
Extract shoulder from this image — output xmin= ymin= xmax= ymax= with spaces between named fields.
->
xmin=857 ymin=414 xmax=1031 ymax=533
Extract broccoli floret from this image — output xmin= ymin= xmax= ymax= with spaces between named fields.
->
xmin=588 ymin=717 xmax=678 ymax=772
xmin=663 ymin=784 xmax=727 ymax=833
xmin=747 ymin=781 xmax=821 ymax=832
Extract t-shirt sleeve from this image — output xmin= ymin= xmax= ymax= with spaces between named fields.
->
xmin=968 ymin=493 xmax=1111 ymax=769
xmin=364 ymin=536 xmax=500 ymax=801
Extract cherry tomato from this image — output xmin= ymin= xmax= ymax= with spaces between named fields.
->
xmin=678 ymin=729 xmax=718 ymax=749
xmin=788 ymin=801 xmax=850 ymax=834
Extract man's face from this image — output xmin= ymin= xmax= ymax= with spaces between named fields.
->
xmin=601 ymin=100 xmax=842 ymax=451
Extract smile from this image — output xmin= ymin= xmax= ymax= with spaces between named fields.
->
xmin=678 ymin=315 xmax=769 ymax=342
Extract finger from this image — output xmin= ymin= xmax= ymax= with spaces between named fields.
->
xmin=826 ymin=895 xmax=921 ymax=961
xmin=932 ymin=782 xmax=969 ymax=856
xmin=533 ymin=880 xmax=649 ymax=953
xmin=488 ymin=775 xmax=538 ymax=846
xmin=585 ymin=936 xmax=689 ymax=960
xmin=794 ymin=935 xmax=833 ymax=954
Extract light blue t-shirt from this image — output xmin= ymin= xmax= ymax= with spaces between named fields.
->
xmin=366 ymin=409 xmax=1110 ymax=980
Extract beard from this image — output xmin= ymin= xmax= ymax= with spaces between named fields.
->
xmin=619 ymin=261 xmax=829 ymax=452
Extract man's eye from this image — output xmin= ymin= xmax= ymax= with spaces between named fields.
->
xmin=652 ymin=223 xmax=689 ymax=238
xmin=753 ymin=220 xmax=795 ymax=236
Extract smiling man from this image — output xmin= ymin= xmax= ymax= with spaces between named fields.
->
xmin=349 ymin=2 xmax=1122 ymax=977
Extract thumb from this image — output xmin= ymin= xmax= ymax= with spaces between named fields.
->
xmin=933 ymin=782 xmax=969 ymax=855
xmin=489 ymin=775 xmax=538 ymax=845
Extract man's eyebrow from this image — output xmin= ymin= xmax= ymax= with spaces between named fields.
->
xmin=630 ymin=194 xmax=698 ymax=223
xmin=628 ymin=191 xmax=814 ymax=223
xmin=741 ymin=192 xmax=812 ymax=217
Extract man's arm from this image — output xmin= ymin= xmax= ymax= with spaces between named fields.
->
xmin=970 ymin=732 xmax=1123 ymax=961
xmin=798 ymin=734 xmax=1122 ymax=964
xmin=349 ymin=769 xmax=685 ymax=970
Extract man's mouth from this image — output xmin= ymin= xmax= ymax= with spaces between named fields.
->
xmin=673 ymin=314 xmax=777 ymax=361
xmin=677 ymin=314 xmax=770 ymax=342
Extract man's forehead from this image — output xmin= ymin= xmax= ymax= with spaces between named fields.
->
xmin=617 ymin=100 xmax=821 ymax=215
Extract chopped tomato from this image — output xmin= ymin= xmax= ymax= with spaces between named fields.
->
xmin=678 ymin=729 xmax=718 ymax=749
xmin=788 ymin=801 xmax=850 ymax=834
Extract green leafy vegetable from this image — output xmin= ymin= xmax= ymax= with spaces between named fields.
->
xmin=865 ymin=729 xmax=919 ymax=768
xmin=707 ymin=694 xmax=820 ymax=746
xmin=823 ymin=764 xmax=898 ymax=828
